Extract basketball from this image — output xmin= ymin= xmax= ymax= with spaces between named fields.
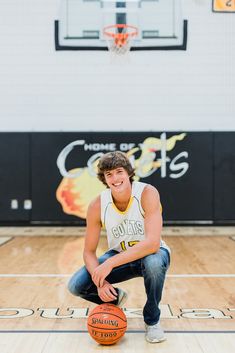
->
xmin=87 ymin=303 xmax=127 ymax=345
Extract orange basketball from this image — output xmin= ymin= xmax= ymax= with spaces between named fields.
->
xmin=87 ymin=303 xmax=127 ymax=345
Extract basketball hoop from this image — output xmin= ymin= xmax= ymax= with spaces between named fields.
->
xmin=103 ymin=24 xmax=138 ymax=56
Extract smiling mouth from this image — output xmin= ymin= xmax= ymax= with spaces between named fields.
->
xmin=112 ymin=182 xmax=123 ymax=187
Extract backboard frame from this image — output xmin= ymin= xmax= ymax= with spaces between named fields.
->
xmin=55 ymin=19 xmax=187 ymax=50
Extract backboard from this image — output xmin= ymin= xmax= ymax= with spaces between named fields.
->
xmin=55 ymin=0 xmax=187 ymax=50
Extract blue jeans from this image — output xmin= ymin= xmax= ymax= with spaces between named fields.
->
xmin=68 ymin=247 xmax=170 ymax=325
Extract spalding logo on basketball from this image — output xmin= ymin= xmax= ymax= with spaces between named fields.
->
xmin=87 ymin=303 xmax=127 ymax=345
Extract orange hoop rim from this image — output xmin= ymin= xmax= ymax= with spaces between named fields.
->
xmin=103 ymin=24 xmax=138 ymax=39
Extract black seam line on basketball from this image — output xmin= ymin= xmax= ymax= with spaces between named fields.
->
xmin=1 ymin=330 xmax=235 ymax=334
xmin=88 ymin=324 xmax=127 ymax=331
xmin=89 ymin=312 xmax=127 ymax=322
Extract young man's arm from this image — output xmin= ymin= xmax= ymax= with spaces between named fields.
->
xmin=83 ymin=196 xmax=101 ymax=275
xmin=92 ymin=185 xmax=162 ymax=287
xmin=83 ymin=196 xmax=117 ymax=301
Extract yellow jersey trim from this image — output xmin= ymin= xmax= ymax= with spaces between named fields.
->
xmin=112 ymin=196 xmax=134 ymax=215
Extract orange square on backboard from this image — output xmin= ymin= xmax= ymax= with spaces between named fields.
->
xmin=213 ymin=0 xmax=235 ymax=12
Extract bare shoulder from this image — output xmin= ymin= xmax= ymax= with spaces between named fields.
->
xmin=142 ymin=184 xmax=160 ymax=199
xmin=87 ymin=195 xmax=101 ymax=220
xmin=141 ymin=184 xmax=160 ymax=211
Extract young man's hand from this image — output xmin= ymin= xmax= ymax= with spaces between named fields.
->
xmin=92 ymin=260 xmax=113 ymax=288
xmin=97 ymin=281 xmax=118 ymax=302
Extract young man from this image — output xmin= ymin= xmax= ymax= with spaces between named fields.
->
xmin=68 ymin=151 xmax=170 ymax=343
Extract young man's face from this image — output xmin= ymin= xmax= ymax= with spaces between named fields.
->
xmin=104 ymin=167 xmax=131 ymax=192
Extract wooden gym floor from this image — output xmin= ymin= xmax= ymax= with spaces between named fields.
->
xmin=0 ymin=227 xmax=235 ymax=353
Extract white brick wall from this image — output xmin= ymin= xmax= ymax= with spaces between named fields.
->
xmin=0 ymin=0 xmax=234 ymax=131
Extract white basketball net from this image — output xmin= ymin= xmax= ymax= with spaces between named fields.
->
xmin=104 ymin=25 xmax=138 ymax=56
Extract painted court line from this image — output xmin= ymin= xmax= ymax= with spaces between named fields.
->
xmin=0 ymin=237 xmax=12 ymax=247
xmin=0 ymin=274 xmax=235 ymax=278
xmin=0 ymin=330 xmax=235 ymax=334
xmin=167 ymin=274 xmax=235 ymax=278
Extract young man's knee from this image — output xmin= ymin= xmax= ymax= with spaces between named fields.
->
xmin=68 ymin=278 xmax=77 ymax=296
xmin=143 ymin=252 xmax=169 ymax=276
xmin=67 ymin=277 xmax=84 ymax=296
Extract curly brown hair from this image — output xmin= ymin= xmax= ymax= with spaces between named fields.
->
xmin=97 ymin=151 xmax=135 ymax=187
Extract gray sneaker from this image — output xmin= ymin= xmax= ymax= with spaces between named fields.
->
xmin=145 ymin=322 xmax=166 ymax=343
xmin=117 ymin=288 xmax=128 ymax=307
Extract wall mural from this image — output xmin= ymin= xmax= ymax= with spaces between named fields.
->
xmin=56 ymin=133 xmax=188 ymax=219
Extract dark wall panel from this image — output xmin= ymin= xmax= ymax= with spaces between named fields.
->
xmin=2 ymin=131 xmax=233 ymax=225
xmin=0 ymin=133 xmax=30 ymax=222
xmin=214 ymin=132 xmax=235 ymax=222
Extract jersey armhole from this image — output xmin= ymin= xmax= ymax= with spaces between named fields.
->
xmin=140 ymin=185 xmax=163 ymax=215
xmin=100 ymin=193 xmax=105 ymax=227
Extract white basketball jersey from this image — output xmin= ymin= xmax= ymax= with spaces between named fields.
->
xmin=100 ymin=181 xmax=170 ymax=254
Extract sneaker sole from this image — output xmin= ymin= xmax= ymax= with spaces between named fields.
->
xmin=145 ymin=336 xmax=167 ymax=343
